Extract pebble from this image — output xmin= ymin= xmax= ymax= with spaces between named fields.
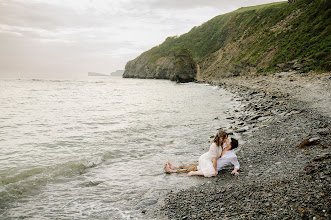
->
xmin=234 ymin=128 xmax=248 ymax=133
xmin=257 ymin=116 xmax=269 ymax=121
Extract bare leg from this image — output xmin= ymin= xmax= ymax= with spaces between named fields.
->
xmin=187 ymin=170 xmax=204 ymax=177
xmin=164 ymin=163 xmax=180 ymax=173
xmin=164 ymin=163 xmax=190 ymax=174
xmin=167 ymin=160 xmax=179 ymax=169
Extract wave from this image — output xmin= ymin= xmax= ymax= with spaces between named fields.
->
xmin=27 ymin=79 xmax=73 ymax=83
xmin=30 ymin=79 xmax=45 ymax=82
xmin=0 ymin=154 xmax=110 ymax=211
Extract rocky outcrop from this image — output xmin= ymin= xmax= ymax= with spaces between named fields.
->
xmin=171 ymin=49 xmax=197 ymax=82
xmin=123 ymin=54 xmax=174 ymax=79
xmin=123 ymin=49 xmax=197 ymax=83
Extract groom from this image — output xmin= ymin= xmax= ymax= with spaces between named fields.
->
xmin=164 ymin=131 xmax=240 ymax=175
xmin=217 ymin=137 xmax=240 ymax=175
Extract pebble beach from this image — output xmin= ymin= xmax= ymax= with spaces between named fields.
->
xmin=149 ymin=72 xmax=331 ymax=219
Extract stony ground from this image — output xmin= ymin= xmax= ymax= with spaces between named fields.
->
xmin=148 ymin=72 xmax=330 ymax=219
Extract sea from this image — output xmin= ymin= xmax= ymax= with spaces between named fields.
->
xmin=0 ymin=76 xmax=241 ymax=219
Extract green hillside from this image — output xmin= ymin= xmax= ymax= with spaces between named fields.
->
xmin=123 ymin=0 xmax=330 ymax=81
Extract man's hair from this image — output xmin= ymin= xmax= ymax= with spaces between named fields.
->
xmin=230 ymin=138 xmax=239 ymax=149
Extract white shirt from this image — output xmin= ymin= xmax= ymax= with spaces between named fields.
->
xmin=216 ymin=144 xmax=240 ymax=171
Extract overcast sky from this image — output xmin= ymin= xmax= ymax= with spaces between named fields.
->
xmin=0 ymin=0 xmax=286 ymax=78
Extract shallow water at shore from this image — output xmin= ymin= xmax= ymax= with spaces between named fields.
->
xmin=0 ymin=77 xmax=240 ymax=219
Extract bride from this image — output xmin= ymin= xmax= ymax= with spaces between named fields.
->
xmin=187 ymin=130 xmax=227 ymax=177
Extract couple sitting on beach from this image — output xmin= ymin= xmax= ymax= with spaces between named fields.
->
xmin=164 ymin=130 xmax=240 ymax=177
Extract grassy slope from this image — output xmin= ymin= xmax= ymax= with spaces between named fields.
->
xmin=134 ymin=0 xmax=330 ymax=76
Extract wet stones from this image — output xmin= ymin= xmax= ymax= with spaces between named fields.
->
xmin=234 ymin=127 xmax=247 ymax=133
xmin=249 ymin=115 xmax=263 ymax=121
xmin=317 ymin=128 xmax=330 ymax=136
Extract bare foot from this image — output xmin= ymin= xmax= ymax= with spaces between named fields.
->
xmin=164 ymin=163 xmax=172 ymax=173
xmin=167 ymin=160 xmax=176 ymax=169
xmin=187 ymin=171 xmax=195 ymax=177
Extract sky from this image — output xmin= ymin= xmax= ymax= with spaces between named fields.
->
xmin=0 ymin=0 xmax=286 ymax=78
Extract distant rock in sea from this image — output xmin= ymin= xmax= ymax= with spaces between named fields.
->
xmin=88 ymin=72 xmax=109 ymax=76
xmin=110 ymin=70 xmax=124 ymax=77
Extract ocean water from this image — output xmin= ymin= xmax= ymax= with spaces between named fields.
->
xmin=0 ymin=77 xmax=240 ymax=219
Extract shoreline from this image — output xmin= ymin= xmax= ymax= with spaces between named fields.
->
xmin=149 ymin=72 xmax=330 ymax=219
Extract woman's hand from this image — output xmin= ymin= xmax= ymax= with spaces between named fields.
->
xmin=231 ymin=169 xmax=239 ymax=175
xmin=215 ymin=170 xmax=218 ymax=176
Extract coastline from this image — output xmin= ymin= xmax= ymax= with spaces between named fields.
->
xmin=149 ymin=72 xmax=330 ymax=219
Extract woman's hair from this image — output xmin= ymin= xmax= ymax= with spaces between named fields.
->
xmin=212 ymin=130 xmax=227 ymax=146
xmin=230 ymin=138 xmax=239 ymax=149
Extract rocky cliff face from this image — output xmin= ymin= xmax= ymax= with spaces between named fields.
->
xmin=171 ymin=49 xmax=197 ymax=82
xmin=123 ymin=54 xmax=174 ymax=79
xmin=123 ymin=49 xmax=197 ymax=83
xmin=123 ymin=0 xmax=330 ymax=82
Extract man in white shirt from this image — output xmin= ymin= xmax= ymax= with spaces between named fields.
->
xmin=217 ymin=137 xmax=240 ymax=175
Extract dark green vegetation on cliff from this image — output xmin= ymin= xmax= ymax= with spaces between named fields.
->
xmin=123 ymin=0 xmax=330 ymax=82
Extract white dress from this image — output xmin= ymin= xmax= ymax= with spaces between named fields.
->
xmin=197 ymin=142 xmax=222 ymax=177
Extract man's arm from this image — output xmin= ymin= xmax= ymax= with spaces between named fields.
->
xmin=231 ymin=168 xmax=239 ymax=175
xmin=231 ymin=156 xmax=240 ymax=175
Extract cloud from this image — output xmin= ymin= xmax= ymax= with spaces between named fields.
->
xmin=0 ymin=0 xmax=287 ymax=78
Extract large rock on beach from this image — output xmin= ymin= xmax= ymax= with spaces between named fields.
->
xmin=171 ymin=49 xmax=197 ymax=83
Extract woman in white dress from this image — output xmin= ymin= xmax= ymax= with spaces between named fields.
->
xmin=187 ymin=130 xmax=227 ymax=177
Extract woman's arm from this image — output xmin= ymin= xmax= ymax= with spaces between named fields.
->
xmin=208 ymin=143 xmax=219 ymax=175
xmin=212 ymin=157 xmax=218 ymax=175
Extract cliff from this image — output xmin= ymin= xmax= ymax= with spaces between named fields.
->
xmin=123 ymin=0 xmax=330 ymax=82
